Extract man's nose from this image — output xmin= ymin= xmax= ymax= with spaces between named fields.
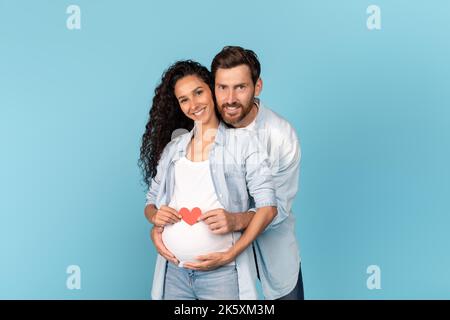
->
xmin=225 ymin=90 xmax=236 ymax=104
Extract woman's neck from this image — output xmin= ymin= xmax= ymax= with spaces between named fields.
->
xmin=194 ymin=115 xmax=219 ymax=143
xmin=188 ymin=115 xmax=219 ymax=162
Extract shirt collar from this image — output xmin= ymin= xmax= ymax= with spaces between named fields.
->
xmin=253 ymin=98 xmax=266 ymax=129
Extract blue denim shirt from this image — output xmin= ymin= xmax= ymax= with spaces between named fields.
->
xmin=146 ymin=121 xmax=277 ymax=300
xmin=249 ymin=100 xmax=302 ymax=299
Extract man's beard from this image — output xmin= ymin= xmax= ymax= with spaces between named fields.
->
xmin=219 ymin=100 xmax=253 ymax=126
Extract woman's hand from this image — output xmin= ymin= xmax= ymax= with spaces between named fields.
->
xmin=151 ymin=205 xmax=181 ymax=227
xmin=150 ymin=226 xmax=179 ymax=265
xmin=183 ymin=251 xmax=235 ymax=271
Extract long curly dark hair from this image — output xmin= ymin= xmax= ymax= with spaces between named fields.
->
xmin=139 ymin=60 xmax=214 ymax=188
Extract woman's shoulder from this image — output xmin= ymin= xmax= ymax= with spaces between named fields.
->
xmin=160 ymin=131 xmax=190 ymax=160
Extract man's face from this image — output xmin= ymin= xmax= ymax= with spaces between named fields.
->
xmin=214 ymin=65 xmax=262 ymax=126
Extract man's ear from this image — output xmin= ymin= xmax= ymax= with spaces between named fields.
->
xmin=254 ymin=78 xmax=263 ymax=96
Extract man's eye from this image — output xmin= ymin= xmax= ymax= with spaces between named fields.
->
xmin=195 ymin=90 xmax=203 ymax=95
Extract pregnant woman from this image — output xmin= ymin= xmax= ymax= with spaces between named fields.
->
xmin=139 ymin=60 xmax=277 ymax=300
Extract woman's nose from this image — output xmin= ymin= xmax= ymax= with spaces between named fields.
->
xmin=192 ymin=95 xmax=203 ymax=108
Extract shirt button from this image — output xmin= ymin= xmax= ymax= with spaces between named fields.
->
xmin=219 ymin=194 xmax=223 ymax=197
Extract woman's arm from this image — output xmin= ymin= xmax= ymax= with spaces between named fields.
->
xmin=144 ymin=139 xmax=181 ymax=227
xmin=144 ymin=204 xmax=158 ymax=223
xmin=150 ymin=225 xmax=179 ymax=265
xmin=143 ymin=141 xmax=181 ymax=263
xmin=145 ymin=204 xmax=181 ymax=226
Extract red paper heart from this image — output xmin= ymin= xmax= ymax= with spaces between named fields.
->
xmin=179 ymin=207 xmax=202 ymax=226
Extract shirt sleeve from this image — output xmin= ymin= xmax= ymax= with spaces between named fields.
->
xmin=244 ymin=134 xmax=277 ymax=209
xmin=264 ymin=130 xmax=301 ymax=231
xmin=145 ymin=143 xmax=172 ymax=206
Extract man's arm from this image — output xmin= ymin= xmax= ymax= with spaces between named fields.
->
xmin=183 ymin=133 xmax=277 ymax=270
xmin=197 ymin=209 xmax=255 ymax=234
xmin=183 ymin=206 xmax=276 ymax=270
xmin=224 ymin=125 xmax=301 ymax=233
xmin=226 ymin=206 xmax=276 ymax=258
xmin=264 ymin=128 xmax=301 ymax=231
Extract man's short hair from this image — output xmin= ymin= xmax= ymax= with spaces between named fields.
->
xmin=211 ymin=46 xmax=261 ymax=85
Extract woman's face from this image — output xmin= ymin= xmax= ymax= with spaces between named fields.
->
xmin=174 ymin=75 xmax=216 ymax=125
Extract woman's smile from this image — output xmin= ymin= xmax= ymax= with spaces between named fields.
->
xmin=191 ymin=106 xmax=207 ymax=117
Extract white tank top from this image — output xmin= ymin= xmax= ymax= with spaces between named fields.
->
xmin=162 ymin=156 xmax=234 ymax=266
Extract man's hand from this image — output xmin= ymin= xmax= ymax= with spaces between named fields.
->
xmin=150 ymin=226 xmax=179 ymax=265
xmin=151 ymin=205 xmax=181 ymax=227
xmin=183 ymin=251 xmax=234 ymax=271
xmin=197 ymin=209 xmax=237 ymax=234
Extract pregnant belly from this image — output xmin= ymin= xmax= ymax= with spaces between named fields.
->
xmin=162 ymin=221 xmax=233 ymax=263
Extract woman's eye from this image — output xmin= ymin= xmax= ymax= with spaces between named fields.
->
xmin=180 ymin=99 xmax=187 ymax=104
xmin=195 ymin=90 xmax=203 ymax=96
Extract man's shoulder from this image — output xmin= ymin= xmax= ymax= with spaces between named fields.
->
xmin=258 ymin=103 xmax=299 ymax=142
xmin=223 ymin=127 xmax=261 ymax=151
xmin=261 ymin=106 xmax=291 ymax=127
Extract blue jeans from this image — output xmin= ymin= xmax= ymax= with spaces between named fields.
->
xmin=163 ymin=262 xmax=239 ymax=300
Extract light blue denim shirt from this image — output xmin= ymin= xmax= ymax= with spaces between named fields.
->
xmin=248 ymin=100 xmax=302 ymax=300
xmin=145 ymin=121 xmax=277 ymax=300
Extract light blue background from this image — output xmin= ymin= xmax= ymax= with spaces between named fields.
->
xmin=1 ymin=0 xmax=449 ymax=299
